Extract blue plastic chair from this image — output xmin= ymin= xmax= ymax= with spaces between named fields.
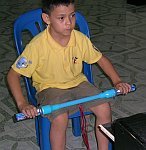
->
xmin=13 ymin=8 xmax=112 ymax=150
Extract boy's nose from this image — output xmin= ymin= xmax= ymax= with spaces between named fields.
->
xmin=66 ymin=17 xmax=71 ymax=25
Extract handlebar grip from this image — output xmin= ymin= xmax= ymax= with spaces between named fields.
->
xmin=131 ymin=84 xmax=136 ymax=92
xmin=12 ymin=113 xmax=28 ymax=122
xmin=116 ymin=84 xmax=136 ymax=95
xmin=12 ymin=109 xmax=41 ymax=122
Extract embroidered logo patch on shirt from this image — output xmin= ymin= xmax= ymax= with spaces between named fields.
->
xmin=72 ymin=56 xmax=78 ymax=64
xmin=16 ymin=57 xmax=28 ymax=69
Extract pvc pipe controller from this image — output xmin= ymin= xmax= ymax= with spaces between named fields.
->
xmin=13 ymin=84 xmax=136 ymax=122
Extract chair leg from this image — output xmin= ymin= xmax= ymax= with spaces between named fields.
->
xmin=108 ymin=141 xmax=113 ymax=150
xmin=35 ymin=117 xmax=40 ymax=145
xmin=71 ymin=117 xmax=81 ymax=136
xmin=38 ymin=116 xmax=51 ymax=150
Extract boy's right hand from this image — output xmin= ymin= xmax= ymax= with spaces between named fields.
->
xmin=18 ymin=103 xmax=38 ymax=118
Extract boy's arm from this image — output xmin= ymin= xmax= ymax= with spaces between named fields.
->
xmin=97 ymin=55 xmax=131 ymax=94
xmin=7 ymin=68 xmax=37 ymax=118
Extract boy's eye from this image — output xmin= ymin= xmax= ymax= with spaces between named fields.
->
xmin=58 ymin=17 xmax=64 ymax=20
xmin=71 ymin=13 xmax=75 ymax=18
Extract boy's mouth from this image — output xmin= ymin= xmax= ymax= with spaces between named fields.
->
xmin=65 ymin=28 xmax=72 ymax=32
xmin=65 ymin=27 xmax=71 ymax=30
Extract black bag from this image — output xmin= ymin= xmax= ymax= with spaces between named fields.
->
xmin=112 ymin=113 xmax=146 ymax=150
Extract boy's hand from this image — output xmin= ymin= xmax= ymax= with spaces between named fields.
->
xmin=18 ymin=103 xmax=38 ymax=118
xmin=114 ymin=82 xmax=131 ymax=94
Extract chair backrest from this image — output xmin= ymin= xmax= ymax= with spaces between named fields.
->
xmin=14 ymin=8 xmax=93 ymax=106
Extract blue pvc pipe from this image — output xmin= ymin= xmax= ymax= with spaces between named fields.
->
xmin=41 ymin=89 xmax=117 ymax=115
xmin=13 ymin=84 xmax=136 ymax=122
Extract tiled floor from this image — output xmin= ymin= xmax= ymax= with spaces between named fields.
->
xmin=0 ymin=0 xmax=146 ymax=149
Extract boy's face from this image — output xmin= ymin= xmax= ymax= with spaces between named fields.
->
xmin=43 ymin=4 xmax=75 ymax=38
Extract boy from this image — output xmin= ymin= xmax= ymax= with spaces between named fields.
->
xmin=7 ymin=0 xmax=131 ymax=150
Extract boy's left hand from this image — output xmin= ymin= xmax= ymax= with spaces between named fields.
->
xmin=114 ymin=82 xmax=131 ymax=94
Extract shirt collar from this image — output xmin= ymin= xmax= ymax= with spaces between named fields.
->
xmin=46 ymin=26 xmax=76 ymax=50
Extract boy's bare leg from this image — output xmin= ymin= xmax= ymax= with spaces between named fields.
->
xmin=50 ymin=113 xmax=68 ymax=150
xmin=90 ymin=102 xmax=111 ymax=150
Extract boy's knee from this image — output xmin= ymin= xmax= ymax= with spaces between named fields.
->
xmin=52 ymin=113 xmax=68 ymax=124
xmin=90 ymin=103 xmax=111 ymax=119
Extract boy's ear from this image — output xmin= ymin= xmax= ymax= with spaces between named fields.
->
xmin=42 ymin=13 xmax=50 ymax=25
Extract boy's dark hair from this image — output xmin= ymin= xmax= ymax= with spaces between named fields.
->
xmin=42 ymin=0 xmax=75 ymax=15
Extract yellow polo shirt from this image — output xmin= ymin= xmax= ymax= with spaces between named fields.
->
xmin=12 ymin=28 xmax=102 ymax=92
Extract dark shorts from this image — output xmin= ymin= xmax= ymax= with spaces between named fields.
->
xmin=36 ymin=81 xmax=112 ymax=121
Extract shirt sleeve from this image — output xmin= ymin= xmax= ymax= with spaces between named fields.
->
xmin=12 ymin=43 xmax=39 ymax=78
xmin=82 ymin=36 xmax=102 ymax=64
